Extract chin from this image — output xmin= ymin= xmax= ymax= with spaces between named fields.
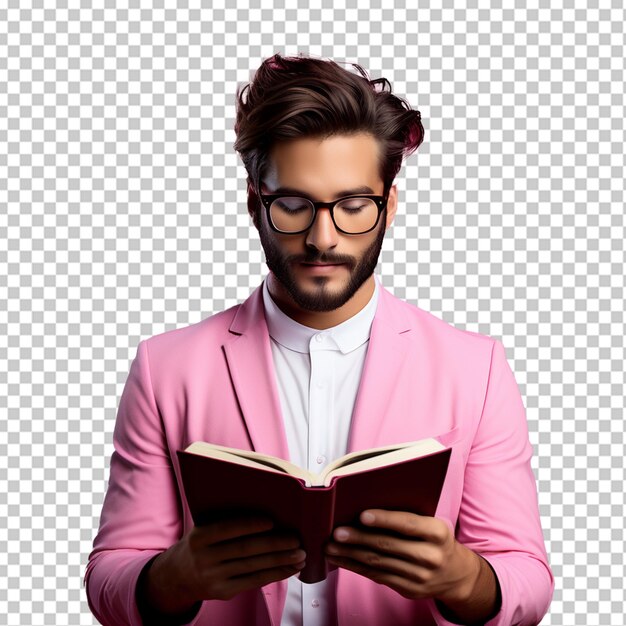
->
xmin=292 ymin=281 xmax=368 ymax=313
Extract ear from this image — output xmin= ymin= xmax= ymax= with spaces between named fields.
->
xmin=247 ymin=182 xmax=261 ymax=230
xmin=384 ymin=184 xmax=398 ymax=230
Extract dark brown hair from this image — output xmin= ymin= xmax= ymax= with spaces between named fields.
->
xmin=234 ymin=53 xmax=424 ymax=195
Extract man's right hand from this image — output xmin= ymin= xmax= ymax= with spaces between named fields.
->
xmin=138 ymin=516 xmax=306 ymax=620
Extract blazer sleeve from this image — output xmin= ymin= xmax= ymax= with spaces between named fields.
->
xmin=430 ymin=339 xmax=554 ymax=626
xmin=83 ymin=340 xmax=202 ymax=626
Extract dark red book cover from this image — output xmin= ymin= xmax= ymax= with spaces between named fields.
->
xmin=176 ymin=447 xmax=451 ymax=584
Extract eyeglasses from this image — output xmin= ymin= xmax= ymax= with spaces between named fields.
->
xmin=259 ymin=192 xmax=389 ymax=235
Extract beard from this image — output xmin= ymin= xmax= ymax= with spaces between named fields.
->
xmin=258 ymin=210 xmax=387 ymax=313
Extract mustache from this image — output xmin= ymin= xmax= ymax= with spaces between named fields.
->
xmin=291 ymin=253 xmax=355 ymax=265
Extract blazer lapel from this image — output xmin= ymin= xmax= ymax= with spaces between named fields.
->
xmin=222 ymin=283 xmax=291 ymax=460
xmin=347 ymin=285 xmax=413 ymax=452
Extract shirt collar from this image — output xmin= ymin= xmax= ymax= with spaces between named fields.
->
xmin=262 ymin=274 xmax=380 ymax=355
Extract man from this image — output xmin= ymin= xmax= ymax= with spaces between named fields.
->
xmin=85 ymin=54 xmax=553 ymax=625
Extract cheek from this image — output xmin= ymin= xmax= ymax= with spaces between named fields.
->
xmin=356 ymin=234 xmax=380 ymax=255
xmin=264 ymin=231 xmax=305 ymax=257
xmin=277 ymin=235 xmax=304 ymax=252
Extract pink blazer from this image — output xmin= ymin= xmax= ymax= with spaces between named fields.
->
xmin=85 ymin=280 xmax=553 ymax=625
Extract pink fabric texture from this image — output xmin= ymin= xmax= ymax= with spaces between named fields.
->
xmin=84 ymin=281 xmax=553 ymax=625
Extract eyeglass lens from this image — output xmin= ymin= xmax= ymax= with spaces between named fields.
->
xmin=270 ymin=197 xmax=379 ymax=233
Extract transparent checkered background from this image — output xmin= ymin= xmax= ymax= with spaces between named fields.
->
xmin=0 ymin=1 xmax=624 ymax=624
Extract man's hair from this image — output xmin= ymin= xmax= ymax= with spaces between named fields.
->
xmin=234 ymin=53 xmax=424 ymax=195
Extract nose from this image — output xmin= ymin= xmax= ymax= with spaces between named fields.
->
xmin=305 ymin=206 xmax=339 ymax=251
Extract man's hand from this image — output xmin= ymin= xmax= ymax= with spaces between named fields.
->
xmin=138 ymin=516 xmax=306 ymax=620
xmin=324 ymin=509 xmax=499 ymax=624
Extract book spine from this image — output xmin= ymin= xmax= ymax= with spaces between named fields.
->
xmin=297 ymin=486 xmax=335 ymax=584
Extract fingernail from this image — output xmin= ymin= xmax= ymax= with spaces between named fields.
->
xmin=361 ymin=511 xmax=375 ymax=524
xmin=335 ymin=528 xmax=349 ymax=541
xmin=326 ymin=543 xmax=339 ymax=554
xmin=295 ymin=561 xmax=306 ymax=569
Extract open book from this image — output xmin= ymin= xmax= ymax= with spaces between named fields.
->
xmin=177 ymin=438 xmax=451 ymax=584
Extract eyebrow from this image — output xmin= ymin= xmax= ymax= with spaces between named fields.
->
xmin=268 ymin=185 xmax=377 ymax=198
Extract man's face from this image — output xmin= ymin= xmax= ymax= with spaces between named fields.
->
xmin=251 ymin=133 xmax=397 ymax=314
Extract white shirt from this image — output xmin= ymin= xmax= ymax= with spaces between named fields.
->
xmin=262 ymin=275 xmax=380 ymax=626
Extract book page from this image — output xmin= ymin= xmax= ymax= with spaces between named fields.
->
xmin=320 ymin=438 xmax=445 ymax=487
xmin=184 ymin=442 xmax=316 ymax=484
xmin=184 ymin=438 xmax=446 ymax=488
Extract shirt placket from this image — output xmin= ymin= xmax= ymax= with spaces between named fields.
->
xmin=308 ymin=332 xmax=334 ymax=472
xmin=302 ymin=331 xmax=335 ymax=626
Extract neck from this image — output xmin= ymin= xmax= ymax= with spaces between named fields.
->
xmin=266 ymin=274 xmax=376 ymax=330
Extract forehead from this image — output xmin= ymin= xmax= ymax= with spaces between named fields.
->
xmin=263 ymin=133 xmax=383 ymax=197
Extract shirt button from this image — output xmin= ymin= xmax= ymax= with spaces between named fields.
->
xmin=315 ymin=334 xmax=324 ymax=343
xmin=311 ymin=599 xmax=320 ymax=608
xmin=316 ymin=455 xmax=326 ymax=465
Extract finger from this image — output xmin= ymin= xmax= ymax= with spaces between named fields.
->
xmin=326 ymin=554 xmax=423 ymax=599
xmin=216 ymin=532 xmax=302 ymax=562
xmin=326 ymin=543 xmax=432 ymax=580
xmin=332 ymin=526 xmax=428 ymax=563
xmin=221 ymin=547 xmax=306 ymax=579
xmin=222 ymin=561 xmax=307 ymax=599
xmin=193 ymin=516 xmax=275 ymax=547
xmin=332 ymin=526 xmax=446 ymax=569
xmin=358 ymin=510 xmax=450 ymax=544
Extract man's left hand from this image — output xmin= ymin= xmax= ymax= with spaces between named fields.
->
xmin=325 ymin=509 xmax=482 ymax=605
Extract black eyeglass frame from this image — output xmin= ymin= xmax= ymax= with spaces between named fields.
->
xmin=258 ymin=191 xmax=389 ymax=235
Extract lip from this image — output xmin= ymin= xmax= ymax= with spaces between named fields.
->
xmin=300 ymin=262 xmax=345 ymax=274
